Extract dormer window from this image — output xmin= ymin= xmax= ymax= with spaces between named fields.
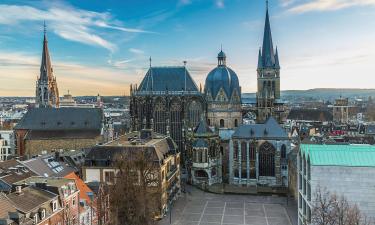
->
xmin=52 ymin=200 xmax=58 ymax=212
xmin=40 ymin=208 xmax=46 ymax=220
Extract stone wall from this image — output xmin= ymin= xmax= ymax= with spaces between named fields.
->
xmin=311 ymin=166 xmax=375 ymax=219
xmin=25 ymin=136 xmax=101 ymax=157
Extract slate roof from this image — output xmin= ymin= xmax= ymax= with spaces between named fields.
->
xmin=287 ymin=108 xmax=333 ymax=121
xmin=0 ymin=160 xmax=36 ymax=188
xmin=300 ymin=144 xmax=375 ymax=167
xmin=194 ymin=119 xmax=213 ymax=135
xmin=15 ymin=108 xmax=103 ymax=131
xmin=138 ymin=67 xmax=199 ymax=92
xmin=0 ymin=193 xmax=17 ymax=219
xmin=205 ymin=65 xmax=240 ymax=100
xmin=192 ymin=139 xmax=209 ymax=148
xmin=24 ymin=130 xmax=101 ymax=140
xmin=21 ymin=154 xmax=76 ymax=178
xmin=232 ymin=117 xmax=288 ymax=139
xmin=7 ymin=186 xmax=56 ymax=213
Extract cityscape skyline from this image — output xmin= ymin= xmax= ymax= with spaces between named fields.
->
xmin=0 ymin=0 xmax=375 ymax=96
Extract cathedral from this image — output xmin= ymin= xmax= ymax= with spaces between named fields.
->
xmin=35 ymin=26 xmax=59 ymax=108
xmin=130 ymin=3 xmax=290 ymax=192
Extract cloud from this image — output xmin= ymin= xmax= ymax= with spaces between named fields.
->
xmin=178 ymin=0 xmax=192 ymax=6
xmin=279 ymin=0 xmax=296 ymax=7
xmin=215 ymin=0 xmax=225 ymax=8
xmin=129 ymin=48 xmax=145 ymax=55
xmin=288 ymin=0 xmax=375 ymax=13
xmin=0 ymin=3 xmax=151 ymax=52
xmin=0 ymin=50 xmax=142 ymax=96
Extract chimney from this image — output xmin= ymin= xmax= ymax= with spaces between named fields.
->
xmin=15 ymin=186 xmax=22 ymax=194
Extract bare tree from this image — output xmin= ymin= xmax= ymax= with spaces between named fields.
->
xmin=109 ymin=149 xmax=160 ymax=225
xmin=311 ymin=187 xmax=373 ymax=225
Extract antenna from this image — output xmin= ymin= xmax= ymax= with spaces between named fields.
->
xmin=266 ymin=0 xmax=269 ymax=10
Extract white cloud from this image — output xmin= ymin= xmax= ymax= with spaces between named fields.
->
xmin=215 ymin=0 xmax=225 ymax=8
xmin=129 ymin=48 xmax=145 ymax=55
xmin=288 ymin=0 xmax=375 ymax=13
xmin=279 ymin=0 xmax=296 ymax=7
xmin=0 ymin=3 xmax=151 ymax=52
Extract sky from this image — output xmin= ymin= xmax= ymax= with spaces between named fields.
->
xmin=0 ymin=0 xmax=375 ymax=96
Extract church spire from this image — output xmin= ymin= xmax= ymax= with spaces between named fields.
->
xmin=40 ymin=22 xmax=53 ymax=82
xmin=260 ymin=0 xmax=276 ymax=68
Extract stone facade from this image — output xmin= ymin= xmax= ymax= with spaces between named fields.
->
xmin=24 ymin=136 xmax=101 ymax=157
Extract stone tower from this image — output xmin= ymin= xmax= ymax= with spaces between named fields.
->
xmin=256 ymin=2 xmax=281 ymax=123
xmin=36 ymin=24 xmax=59 ymax=108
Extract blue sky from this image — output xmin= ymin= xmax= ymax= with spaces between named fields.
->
xmin=0 ymin=0 xmax=375 ymax=96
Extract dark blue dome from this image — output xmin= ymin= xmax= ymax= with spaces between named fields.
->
xmin=205 ymin=65 xmax=240 ymax=100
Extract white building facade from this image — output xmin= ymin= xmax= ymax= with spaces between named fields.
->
xmin=298 ymin=144 xmax=375 ymax=224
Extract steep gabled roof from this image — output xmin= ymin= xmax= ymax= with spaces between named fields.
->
xmin=15 ymin=108 xmax=103 ymax=131
xmin=232 ymin=117 xmax=287 ymax=139
xmin=138 ymin=67 xmax=199 ymax=92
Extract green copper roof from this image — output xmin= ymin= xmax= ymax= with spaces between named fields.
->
xmin=300 ymin=144 xmax=375 ymax=167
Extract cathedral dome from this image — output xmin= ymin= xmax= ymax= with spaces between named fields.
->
xmin=204 ymin=50 xmax=240 ymax=100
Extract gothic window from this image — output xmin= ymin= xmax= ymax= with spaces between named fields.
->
xmin=249 ymin=143 xmax=256 ymax=161
xmin=154 ymin=100 xmax=166 ymax=134
xmin=234 ymin=169 xmax=239 ymax=178
xmin=220 ymin=119 xmax=225 ymax=128
xmin=220 ymin=146 xmax=224 ymax=155
xmin=188 ymin=100 xmax=202 ymax=128
xmin=170 ymin=100 xmax=182 ymax=150
xmin=281 ymin=144 xmax=287 ymax=159
xmin=241 ymin=169 xmax=247 ymax=179
xmin=241 ymin=142 xmax=247 ymax=161
xmin=259 ymin=142 xmax=275 ymax=177
xmin=210 ymin=146 xmax=216 ymax=158
xmin=233 ymin=141 xmax=238 ymax=160
xmin=250 ymin=168 xmax=256 ymax=179
xmin=234 ymin=119 xmax=238 ymax=127
xmin=198 ymin=150 xmax=203 ymax=163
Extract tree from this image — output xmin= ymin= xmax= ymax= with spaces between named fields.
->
xmin=109 ymin=149 xmax=160 ymax=225
xmin=311 ymin=187 xmax=372 ymax=225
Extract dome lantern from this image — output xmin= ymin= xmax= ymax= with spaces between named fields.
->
xmin=217 ymin=50 xmax=226 ymax=66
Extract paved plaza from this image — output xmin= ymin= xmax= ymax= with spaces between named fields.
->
xmin=158 ymin=186 xmax=297 ymax=225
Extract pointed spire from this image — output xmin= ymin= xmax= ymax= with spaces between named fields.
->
xmin=261 ymin=0 xmax=275 ymax=68
xmin=257 ymin=48 xmax=263 ymax=69
xmin=275 ymin=46 xmax=280 ymax=69
xmin=40 ymin=22 xmax=53 ymax=82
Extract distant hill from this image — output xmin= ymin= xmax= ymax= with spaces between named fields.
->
xmin=242 ymin=88 xmax=375 ymax=101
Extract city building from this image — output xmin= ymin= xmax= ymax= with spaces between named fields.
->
xmin=256 ymin=3 xmax=285 ymax=123
xmin=65 ymin=172 xmax=96 ymax=225
xmin=6 ymin=186 xmax=64 ymax=225
xmin=0 ymin=159 xmax=36 ymax=192
xmin=229 ymin=117 xmax=290 ymax=190
xmin=35 ymin=25 xmax=59 ymax=108
xmin=0 ymin=130 xmax=15 ymax=161
xmin=15 ymin=176 xmax=80 ymax=225
xmin=204 ymin=49 xmax=242 ymax=129
xmin=130 ymin=65 xmax=205 ymax=161
xmin=298 ymin=144 xmax=375 ymax=224
xmin=82 ymin=130 xmax=181 ymax=217
xmin=186 ymin=118 xmax=222 ymax=188
xmin=14 ymin=107 xmax=104 ymax=157
xmin=332 ymin=97 xmax=350 ymax=124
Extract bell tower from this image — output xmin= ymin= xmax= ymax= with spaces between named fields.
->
xmin=256 ymin=1 xmax=281 ymax=123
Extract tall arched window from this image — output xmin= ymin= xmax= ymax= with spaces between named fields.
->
xmin=234 ymin=119 xmax=238 ymax=127
xmin=220 ymin=119 xmax=225 ymax=128
xmin=188 ymin=100 xmax=202 ymax=128
xmin=259 ymin=142 xmax=275 ymax=177
xmin=233 ymin=141 xmax=238 ymax=160
xmin=170 ymin=100 xmax=182 ymax=150
xmin=249 ymin=143 xmax=256 ymax=160
xmin=241 ymin=142 xmax=247 ymax=161
xmin=207 ymin=119 xmax=211 ymax=126
xmin=281 ymin=144 xmax=286 ymax=159
xmin=154 ymin=99 xmax=166 ymax=134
